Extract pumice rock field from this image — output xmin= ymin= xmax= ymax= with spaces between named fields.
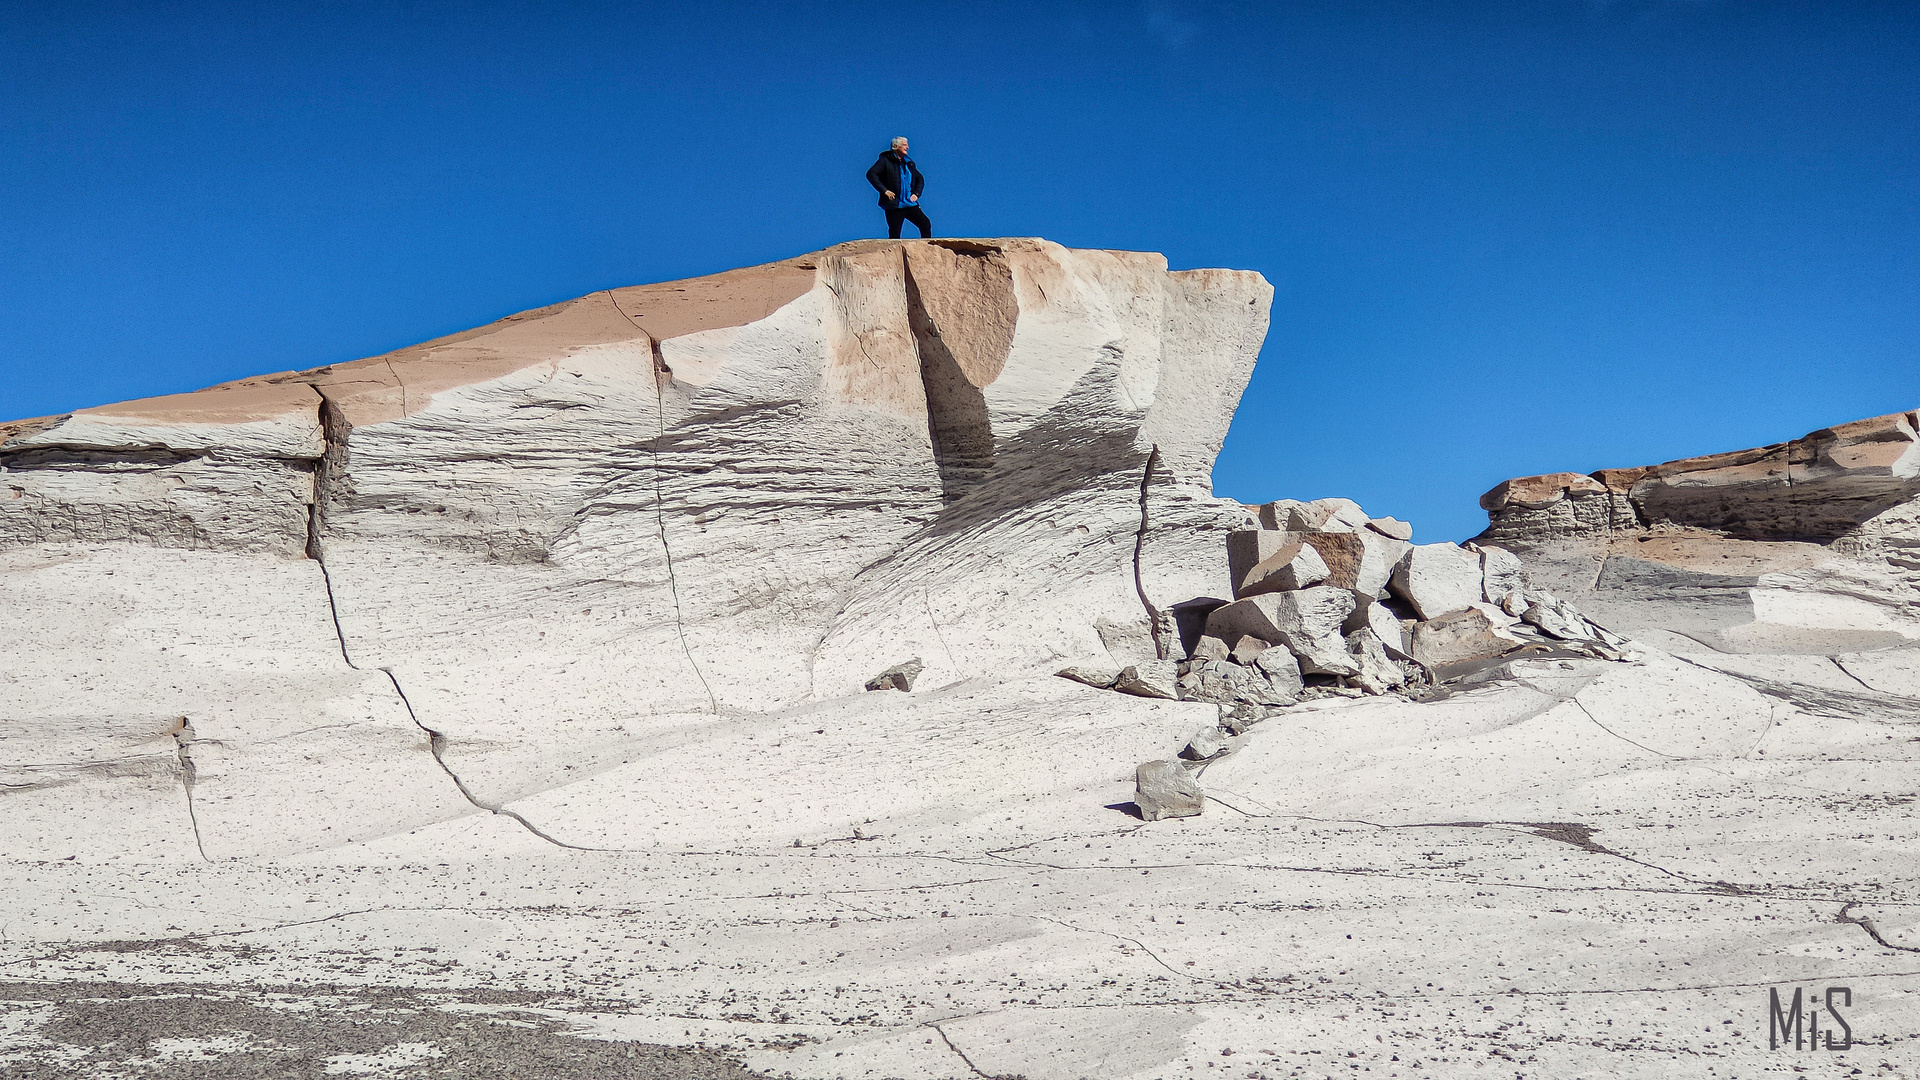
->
xmin=2 ymin=238 xmax=1917 ymax=1078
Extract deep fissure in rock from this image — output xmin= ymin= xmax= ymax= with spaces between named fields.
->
xmin=1133 ymin=445 xmax=1168 ymax=660
xmin=305 ymin=396 xmax=358 ymax=669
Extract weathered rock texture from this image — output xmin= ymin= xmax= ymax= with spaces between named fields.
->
xmin=11 ymin=251 xmax=1920 ymax=1080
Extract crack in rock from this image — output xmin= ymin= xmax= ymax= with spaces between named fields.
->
xmin=1838 ymin=902 xmax=1920 ymax=953
xmin=168 ymin=717 xmax=211 ymax=863
xmin=605 ymin=290 xmax=718 ymax=714
xmin=305 ymin=395 xmax=357 ymax=670
xmin=380 ymin=668 xmax=607 ymax=852
xmin=922 ymin=1019 xmax=1022 ymax=1080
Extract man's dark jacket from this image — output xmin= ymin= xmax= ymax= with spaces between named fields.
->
xmin=866 ymin=151 xmax=924 ymax=208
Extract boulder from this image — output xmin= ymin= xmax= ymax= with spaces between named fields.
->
xmin=1389 ymin=543 xmax=1486 ymax=620
xmin=1411 ymin=608 xmax=1525 ymax=670
xmin=1351 ymin=601 xmax=1413 ymax=661
xmin=1204 ymin=587 xmax=1359 ymax=676
xmin=864 ymin=658 xmax=924 ymax=692
xmin=1134 ymin=760 xmax=1204 ymax=821
xmin=1113 ymin=660 xmax=1182 ymax=700
xmin=1303 ymin=529 xmax=1410 ymax=597
xmin=1227 ymin=529 xmax=1328 ymax=597
xmin=1478 ymin=545 xmax=1526 ymax=603
xmin=1252 ymin=497 xmax=1370 ymax=533
xmin=1188 ymin=634 xmax=1231 ymax=662
xmin=1344 ymin=628 xmax=1406 ymax=695
xmin=1252 ymin=648 xmax=1306 ymax=699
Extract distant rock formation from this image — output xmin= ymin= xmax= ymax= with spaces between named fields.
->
xmin=1479 ymin=410 xmax=1920 ymax=543
xmin=1475 ymin=408 xmax=1920 ymax=656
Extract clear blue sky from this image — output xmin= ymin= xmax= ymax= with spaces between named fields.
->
xmin=3 ymin=1 xmax=1914 ymax=540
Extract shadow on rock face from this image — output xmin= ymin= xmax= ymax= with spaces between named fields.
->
xmin=3 ymin=981 xmax=770 ymax=1080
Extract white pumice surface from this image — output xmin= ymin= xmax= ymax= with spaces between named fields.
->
xmin=4 ymin=241 xmax=1919 ymax=1077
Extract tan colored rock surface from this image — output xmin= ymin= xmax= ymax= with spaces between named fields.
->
xmin=1480 ymin=409 xmax=1920 ymax=542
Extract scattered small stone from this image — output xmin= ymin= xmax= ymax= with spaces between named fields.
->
xmin=864 ymin=658 xmax=923 ymax=692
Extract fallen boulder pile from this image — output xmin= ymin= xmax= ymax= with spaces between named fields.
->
xmin=1066 ymin=497 xmax=1635 ymax=712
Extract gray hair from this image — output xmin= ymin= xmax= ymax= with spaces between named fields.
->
xmin=891 ymin=136 xmax=908 ymax=148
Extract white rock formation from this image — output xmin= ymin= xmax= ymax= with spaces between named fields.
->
xmin=1 ymin=238 xmax=1269 ymax=853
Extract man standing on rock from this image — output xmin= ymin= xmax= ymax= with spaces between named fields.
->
xmin=866 ymin=136 xmax=931 ymax=239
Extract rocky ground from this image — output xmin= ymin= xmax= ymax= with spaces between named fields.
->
xmin=3 ymin=242 xmax=1917 ymax=1077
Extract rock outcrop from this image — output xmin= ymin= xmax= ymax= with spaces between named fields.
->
xmin=1476 ymin=408 xmax=1920 ymax=655
xmin=1479 ymin=410 xmax=1920 ymax=543
xmin=1 ymin=238 xmax=1269 ymax=860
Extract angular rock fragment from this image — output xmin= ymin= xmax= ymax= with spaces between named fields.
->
xmin=1253 ymin=497 xmax=1370 ymax=533
xmin=1113 ymin=660 xmax=1182 ymax=700
xmin=1227 ymin=634 xmax=1270 ymax=665
xmin=1344 ymin=628 xmax=1406 ymax=695
xmin=1478 ymin=545 xmax=1526 ymax=603
xmin=1302 ymin=530 xmax=1409 ymax=598
xmin=865 ymin=658 xmax=924 ymax=692
xmin=1411 ymin=608 xmax=1525 ymax=669
xmin=1189 ymin=634 xmax=1231 ymax=662
xmin=1351 ymin=601 xmax=1413 ymax=661
xmin=1227 ymin=529 xmax=1328 ymax=597
xmin=1389 ymin=543 xmax=1485 ymax=620
xmin=1366 ymin=516 xmax=1413 ymax=541
xmin=1183 ymin=727 xmax=1234 ymax=760
xmin=1252 ymin=648 xmax=1305 ymax=699
xmin=1518 ymin=592 xmax=1598 ymax=641
xmin=1205 ymin=587 xmax=1359 ymax=676
xmin=1056 ymin=665 xmax=1120 ymax=689
xmin=1135 ymin=759 xmax=1204 ymax=821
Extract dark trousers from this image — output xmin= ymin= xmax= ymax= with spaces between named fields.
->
xmin=885 ymin=206 xmax=932 ymax=239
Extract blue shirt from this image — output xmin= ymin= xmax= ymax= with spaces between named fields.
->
xmin=895 ymin=158 xmax=916 ymax=209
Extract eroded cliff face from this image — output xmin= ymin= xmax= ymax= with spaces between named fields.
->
xmin=1474 ymin=409 xmax=1920 ymax=654
xmin=0 ymin=237 xmax=1271 ymax=859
